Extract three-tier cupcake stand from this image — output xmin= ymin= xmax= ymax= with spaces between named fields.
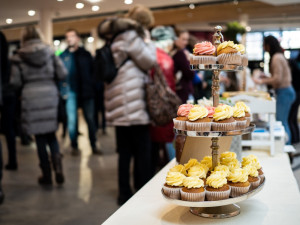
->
xmin=161 ymin=26 xmax=265 ymax=219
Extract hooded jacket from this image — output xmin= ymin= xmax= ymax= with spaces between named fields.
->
xmin=98 ymin=18 xmax=156 ymax=126
xmin=10 ymin=39 xmax=67 ymax=135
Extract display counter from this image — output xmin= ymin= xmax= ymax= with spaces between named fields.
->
xmin=103 ymin=150 xmax=300 ymax=225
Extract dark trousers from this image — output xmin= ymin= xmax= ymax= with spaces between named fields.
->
xmin=35 ymin=132 xmax=60 ymax=170
xmin=0 ymin=141 xmax=2 ymax=184
xmin=116 ymin=125 xmax=152 ymax=198
xmin=95 ymin=82 xmax=106 ymax=131
xmin=289 ymin=91 xmax=300 ymax=144
xmin=2 ymin=95 xmax=17 ymax=166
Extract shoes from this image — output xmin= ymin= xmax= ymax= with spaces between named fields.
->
xmin=92 ymin=148 xmax=103 ymax=155
xmin=71 ymin=148 xmax=81 ymax=156
xmin=0 ymin=188 xmax=4 ymax=204
xmin=5 ymin=164 xmax=18 ymax=171
xmin=51 ymin=153 xmax=65 ymax=185
xmin=38 ymin=175 xmax=53 ymax=186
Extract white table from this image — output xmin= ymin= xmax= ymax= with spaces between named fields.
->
xmin=103 ymin=150 xmax=300 ymax=225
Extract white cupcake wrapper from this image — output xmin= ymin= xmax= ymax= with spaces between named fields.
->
xmin=186 ymin=121 xmax=211 ymax=131
xmin=180 ymin=188 xmax=205 ymax=202
xmin=162 ymin=185 xmax=181 ymax=199
xmin=230 ymin=185 xmax=250 ymax=197
xmin=259 ymin=174 xmax=265 ymax=184
xmin=217 ymin=53 xmax=242 ymax=65
xmin=246 ymin=117 xmax=251 ymax=127
xmin=212 ymin=121 xmax=236 ymax=131
xmin=205 ymin=187 xmax=231 ymax=201
xmin=191 ymin=55 xmax=217 ymax=65
xmin=235 ymin=120 xmax=247 ymax=130
xmin=249 ymin=176 xmax=261 ymax=191
xmin=173 ymin=119 xmax=186 ymax=130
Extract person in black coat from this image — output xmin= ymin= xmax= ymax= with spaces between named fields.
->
xmin=60 ymin=29 xmax=101 ymax=155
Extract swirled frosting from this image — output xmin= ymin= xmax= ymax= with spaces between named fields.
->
xmin=228 ymin=168 xmax=249 ymax=183
xmin=187 ymin=165 xmax=207 ymax=178
xmin=243 ymin=165 xmax=258 ymax=177
xmin=213 ymin=104 xmax=234 ymax=121
xmin=221 ymin=158 xmax=241 ymax=171
xmin=199 ymin=163 xmax=209 ymax=174
xmin=206 ymin=172 xmax=227 ymax=188
xmin=206 ymin=106 xmax=216 ymax=118
xmin=169 ymin=164 xmax=187 ymax=176
xmin=184 ymin=158 xmax=199 ymax=170
xmin=177 ymin=104 xmax=194 ymax=117
xmin=217 ymin=41 xmax=238 ymax=54
xmin=188 ymin=106 xmax=208 ymax=121
xmin=220 ymin=152 xmax=237 ymax=159
xmin=166 ymin=172 xmax=186 ymax=186
xmin=200 ymin=156 xmax=213 ymax=171
xmin=193 ymin=41 xmax=216 ymax=55
xmin=235 ymin=101 xmax=250 ymax=113
xmin=233 ymin=106 xmax=245 ymax=118
xmin=183 ymin=176 xmax=204 ymax=189
xmin=242 ymin=155 xmax=261 ymax=170
xmin=212 ymin=165 xmax=230 ymax=177
xmin=235 ymin=44 xmax=246 ymax=54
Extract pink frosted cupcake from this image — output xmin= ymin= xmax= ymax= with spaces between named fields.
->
xmin=186 ymin=106 xmax=212 ymax=131
xmin=173 ymin=104 xmax=194 ymax=130
xmin=206 ymin=106 xmax=215 ymax=119
xmin=190 ymin=41 xmax=217 ymax=65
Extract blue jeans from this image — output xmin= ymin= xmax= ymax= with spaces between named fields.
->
xmin=276 ymin=86 xmax=296 ymax=144
xmin=66 ymin=92 xmax=96 ymax=148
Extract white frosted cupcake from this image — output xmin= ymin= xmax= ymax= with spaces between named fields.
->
xmin=180 ymin=177 xmax=205 ymax=201
xmin=205 ymin=172 xmax=231 ymax=201
xmin=227 ymin=168 xmax=250 ymax=197
xmin=162 ymin=172 xmax=186 ymax=199
xmin=186 ymin=106 xmax=212 ymax=131
xmin=212 ymin=105 xmax=236 ymax=131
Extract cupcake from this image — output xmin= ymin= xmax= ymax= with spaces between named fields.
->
xmin=232 ymin=106 xmax=247 ymax=130
xmin=169 ymin=164 xmax=187 ymax=176
xmin=162 ymin=172 xmax=186 ymax=199
xmin=242 ymin=155 xmax=264 ymax=183
xmin=212 ymin=105 xmax=236 ymax=131
xmin=187 ymin=164 xmax=207 ymax=184
xmin=191 ymin=41 xmax=217 ymax=65
xmin=235 ymin=102 xmax=251 ymax=126
xmin=235 ymin=44 xmax=248 ymax=66
xmin=173 ymin=104 xmax=194 ymax=130
xmin=200 ymin=156 xmax=213 ymax=172
xmin=221 ymin=158 xmax=241 ymax=171
xmin=186 ymin=106 xmax=212 ymax=131
xmin=205 ymin=172 xmax=231 ymax=201
xmin=206 ymin=106 xmax=215 ymax=119
xmin=217 ymin=41 xmax=241 ymax=65
xmin=227 ymin=168 xmax=250 ymax=197
xmin=244 ymin=165 xmax=261 ymax=191
xmin=184 ymin=158 xmax=199 ymax=171
xmin=180 ymin=177 xmax=206 ymax=201
xmin=211 ymin=165 xmax=230 ymax=178
xmin=220 ymin=151 xmax=237 ymax=160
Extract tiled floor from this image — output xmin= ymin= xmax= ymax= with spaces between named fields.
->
xmin=0 ymin=115 xmax=300 ymax=224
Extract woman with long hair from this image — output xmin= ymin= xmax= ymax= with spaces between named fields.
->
xmin=10 ymin=26 xmax=67 ymax=186
xmin=254 ymin=35 xmax=295 ymax=144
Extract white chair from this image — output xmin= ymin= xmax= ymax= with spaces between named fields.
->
xmin=229 ymin=95 xmax=276 ymax=156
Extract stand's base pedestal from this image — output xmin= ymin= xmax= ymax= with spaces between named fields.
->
xmin=190 ymin=204 xmax=240 ymax=218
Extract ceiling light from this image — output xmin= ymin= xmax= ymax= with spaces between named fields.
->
xmin=6 ymin=18 xmax=13 ymax=24
xmin=87 ymin=37 xmax=94 ymax=43
xmin=124 ymin=0 xmax=133 ymax=5
xmin=28 ymin=10 xmax=36 ymax=16
xmin=57 ymin=0 xmax=64 ymax=2
xmin=180 ymin=0 xmax=186 ymax=2
xmin=88 ymin=0 xmax=102 ymax=3
xmin=246 ymin=26 xmax=251 ymax=32
xmin=54 ymin=40 xmax=60 ymax=46
xmin=76 ymin=3 xmax=84 ymax=9
xmin=189 ymin=4 xmax=195 ymax=9
xmin=92 ymin=5 xmax=100 ymax=11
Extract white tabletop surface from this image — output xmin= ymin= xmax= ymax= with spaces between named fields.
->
xmin=103 ymin=150 xmax=300 ymax=225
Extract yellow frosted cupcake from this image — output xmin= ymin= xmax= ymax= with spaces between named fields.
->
xmin=187 ymin=164 xmax=207 ymax=184
xmin=200 ymin=156 xmax=213 ymax=172
xmin=235 ymin=102 xmax=251 ymax=126
xmin=243 ymin=165 xmax=261 ymax=191
xmin=186 ymin=106 xmax=211 ymax=131
xmin=184 ymin=158 xmax=199 ymax=171
xmin=220 ymin=151 xmax=237 ymax=161
xmin=212 ymin=105 xmax=236 ymax=131
xmin=232 ymin=106 xmax=247 ymax=129
xmin=206 ymin=172 xmax=231 ymax=201
xmin=227 ymin=168 xmax=250 ymax=197
xmin=163 ymin=172 xmax=186 ymax=199
xmin=221 ymin=157 xmax=241 ymax=171
xmin=180 ymin=177 xmax=205 ymax=201
xmin=217 ymin=41 xmax=241 ymax=65
xmin=169 ymin=164 xmax=187 ymax=176
xmin=242 ymin=155 xmax=264 ymax=183
xmin=212 ymin=165 xmax=230 ymax=177
xmin=235 ymin=44 xmax=248 ymax=66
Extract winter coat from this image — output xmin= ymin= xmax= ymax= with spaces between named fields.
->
xmin=60 ymin=47 xmax=95 ymax=100
xmin=10 ymin=39 xmax=67 ymax=135
xmin=98 ymin=18 xmax=156 ymax=126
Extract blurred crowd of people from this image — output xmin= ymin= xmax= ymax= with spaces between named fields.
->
xmin=0 ymin=4 xmax=299 ymax=206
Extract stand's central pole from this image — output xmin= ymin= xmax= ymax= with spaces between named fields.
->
xmin=212 ymin=69 xmax=220 ymax=107
xmin=211 ymin=137 xmax=219 ymax=169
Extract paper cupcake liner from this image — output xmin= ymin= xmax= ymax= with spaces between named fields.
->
xmin=173 ymin=119 xmax=186 ymax=130
xmin=235 ymin=120 xmax=247 ymax=130
xmin=205 ymin=187 xmax=231 ymax=201
xmin=241 ymin=54 xmax=248 ymax=66
xmin=191 ymin=55 xmax=217 ymax=65
xmin=212 ymin=121 xmax=236 ymax=131
xmin=162 ymin=185 xmax=181 ymax=199
xmin=180 ymin=189 xmax=205 ymax=202
xmin=249 ymin=177 xmax=261 ymax=191
xmin=217 ymin=53 xmax=242 ymax=65
xmin=186 ymin=121 xmax=211 ymax=131
xmin=259 ymin=174 xmax=265 ymax=184
xmin=230 ymin=185 xmax=250 ymax=197
xmin=246 ymin=117 xmax=251 ymax=127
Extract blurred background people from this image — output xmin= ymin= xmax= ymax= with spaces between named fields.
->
xmin=60 ymin=29 xmax=101 ymax=156
xmin=289 ymin=52 xmax=300 ymax=144
xmin=9 ymin=26 xmax=67 ymax=186
xmin=97 ymin=5 xmax=156 ymax=205
xmin=171 ymin=29 xmax=194 ymax=103
xmin=253 ymin=35 xmax=295 ymax=144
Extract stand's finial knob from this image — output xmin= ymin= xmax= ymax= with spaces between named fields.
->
xmin=214 ymin=25 xmax=223 ymax=32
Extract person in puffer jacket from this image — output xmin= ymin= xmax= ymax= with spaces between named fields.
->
xmin=97 ymin=16 xmax=156 ymax=205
